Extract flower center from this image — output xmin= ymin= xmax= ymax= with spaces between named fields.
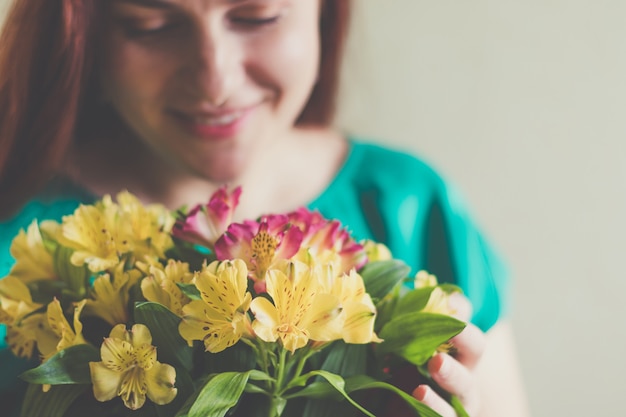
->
xmin=251 ymin=231 xmax=278 ymax=278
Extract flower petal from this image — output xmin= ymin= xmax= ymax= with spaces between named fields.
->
xmin=90 ymin=361 xmax=123 ymax=402
xmin=179 ymin=301 xmax=247 ymax=352
xmin=130 ymin=324 xmax=153 ymax=349
xmin=118 ymin=368 xmax=148 ymax=410
xmin=341 ymin=300 xmax=381 ymax=344
xmin=145 ymin=362 xmax=177 ymax=405
xmin=101 ymin=337 xmax=135 ymax=372
xmin=9 ymin=221 xmax=56 ymax=282
xmin=301 ymin=293 xmax=342 ymax=342
xmin=194 ymin=260 xmax=249 ymax=317
xmin=250 ymin=297 xmax=280 ymax=343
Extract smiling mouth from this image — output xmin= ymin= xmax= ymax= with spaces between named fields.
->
xmin=190 ymin=111 xmax=245 ymax=126
xmin=170 ymin=108 xmax=253 ymax=139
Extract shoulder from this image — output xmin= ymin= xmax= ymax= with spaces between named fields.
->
xmin=322 ymin=137 xmax=511 ymax=331
xmin=347 ymin=139 xmax=445 ymax=185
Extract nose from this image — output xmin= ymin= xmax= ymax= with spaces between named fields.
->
xmin=182 ymin=25 xmax=241 ymax=107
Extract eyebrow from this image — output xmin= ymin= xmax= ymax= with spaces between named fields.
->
xmin=113 ymin=0 xmax=250 ymax=7
xmin=113 ymin=0 xmax=177 ymax=8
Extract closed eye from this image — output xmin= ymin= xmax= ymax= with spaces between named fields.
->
xmin=230 ymin=15 xmax=281 ymax=28
xmin=120 ymin=19 xmax=185 ymax=38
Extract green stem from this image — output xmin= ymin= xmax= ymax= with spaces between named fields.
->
xmin=275 ymin=348 xmax=288 ymax=392
xmin=292 ymin=348 xmax=313 ymax=382
xmin=258 ymin=341 xmax=270 ymax=375
xmin=267 ymin=348 xmax=289 ymax=417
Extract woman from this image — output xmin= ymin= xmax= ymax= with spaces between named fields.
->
xmin=0 ymin=0 xmax=529 ymax=416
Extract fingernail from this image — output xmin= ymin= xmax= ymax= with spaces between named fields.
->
xmin=413 ymin=385 xmax=429 ymax=402
xmin=434 ymin=353 xmax=451 ymax=377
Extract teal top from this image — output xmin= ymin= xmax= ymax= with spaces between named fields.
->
xmin=0 ymin=139 xmax=510 ymax=412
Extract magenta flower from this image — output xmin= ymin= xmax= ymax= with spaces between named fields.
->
xmin=214 ymin=215 xmax=303 ymax=292
xmin=288 ymin=208 xmax=367 ymax=273
xmin=173 ymin=186 xmax=241 ymax=250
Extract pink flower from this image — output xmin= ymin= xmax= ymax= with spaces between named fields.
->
xmin=173 ymin=186 xmax=241 ymax=250
xmin=214 ymin=215 xmax=303 ymax=292
xmin=288 ymin=208 xmax=367 ymax=273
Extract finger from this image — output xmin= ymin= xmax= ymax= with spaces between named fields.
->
xmin=413 ymin=384 xmax=457 ymax=417
xmin=449 ymin=322 xmax=486 ymax=369
xmin=448 ymin=292 xmax=472 ymax=321
xmin=428 ymin=353 xmax=481 ymax=415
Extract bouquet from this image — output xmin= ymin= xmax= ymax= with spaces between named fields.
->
xmin=0 ymin=187 xmax=468 ymax=417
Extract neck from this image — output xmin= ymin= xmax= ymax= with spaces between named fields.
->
xmin=66 ymin=122 xmax=347 ymax=221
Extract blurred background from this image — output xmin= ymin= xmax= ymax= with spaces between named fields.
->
xmin=2 ymin=1 xmax=625 ymax=416
xmin=338 ymin=1 xmax=626 ymax=416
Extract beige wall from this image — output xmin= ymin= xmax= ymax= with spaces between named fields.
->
xmin=339 ymin=1 xmax=626 ymax=416
xmin=1 ymin=0 xmax=624 ymax=415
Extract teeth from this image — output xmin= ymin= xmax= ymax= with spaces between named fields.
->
xmin=193 ymin=112 xmax=242 ymax=126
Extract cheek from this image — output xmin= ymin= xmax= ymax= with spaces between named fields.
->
xmin=100 ymin=36 xmax=181 ymax=106
xmin=248 ymin=23 xmax=320 ymax=102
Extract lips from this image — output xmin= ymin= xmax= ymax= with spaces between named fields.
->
xmin=169 ymin=107 xmax=253 ymax=140
xmin=190 ymin=110 xmax=245 ymax=126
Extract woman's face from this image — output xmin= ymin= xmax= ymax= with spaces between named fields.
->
xmin=100 ymin=0 xmax=321 ymax=181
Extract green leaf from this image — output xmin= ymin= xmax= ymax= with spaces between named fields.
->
xmin=181 ymin=371 xmax=261 ymax=417
xmin=316 ymin=342 xmax=368 ymax=377
xmin=374 ymin=284 xmax=401 ymax=331
xmin=202 ymin=341 xmax=257 ymax=374
xmin=284 ymin=380 xmax=343 ymax=400
xmin=288 ymin=374 xmax=445 ymax=417
xmin=53 ymin=246 xmax=89 ymax=298
xmin=360 ymin=260 xmax=410 ymax=300
xmin=300 ymin=371 xmax=376 ymax=417
xmin=378 ymin=312 xmax=466 ymax=365
xmin=394 ymin=287 xmax=435 ymax=317
xmin=176 ymin=283 xmax=202 ymax=300
xmin=20 ymin=383 xmax=87 ymax=417
xmin=450 ymin=394 xmax=470 ymax=417
xmin=345 ymin=375 xmax=444 ymax=417
xmin=134 ymin=301 xmax=193 ymax=370
xmin=20 ymin=344 xmax=100 ymax=385
xmin=300 ymin=343 xmax=369 ymax=417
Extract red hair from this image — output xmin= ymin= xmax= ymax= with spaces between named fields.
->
xmin=0 ymin=0 xmax=352 ymax=219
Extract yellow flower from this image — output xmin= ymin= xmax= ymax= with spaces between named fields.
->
xmin=6 ymin=313 xmax=46 ymax=359
xmin=89 ymin=324 xmax=177 ymax=410
xmin=318 ymin=268 xmax=382 ymax=344
xmin=422 ymin=287 xmax=456 ymax=316
xmin=84 ymin=263 xmax=142 ymax=325
xmin=0 ymin=276 xmax=45 ymax=358
xmin=8 ymin=220 xmax=57 ymax=283
xmin=292 ymin=247 xmax=343 ymax=279
xmin=250 ymin=262 xmax=342 ymax=352
xmin=179 ymin=260 xmax=252 ymax=353
xmin=38 ymin=299 xmax=88 ymax=362
xmin=56 ymin=193 xmax=174 ymax=273
xmin=0 ymin=276 xmax=42 ymax=320
xmin=362 ymin=240 xmax=392 ymax=262
xmin=115 ymin=191 xmax=174 ymax=260
xmin=413 ymin=271 xmax=456 ymax=316
xmin=57 ymin=201 xmax=132 ymax=272
xmin=35 ymin=299 xmax=88 ymax=392
xmin=414 ymin=270 xmax=438 ymax=289
xmin=140 ymin=260 xmax=194 ymax=316
xmin=335 ymin=270 xmax=382 ymax=344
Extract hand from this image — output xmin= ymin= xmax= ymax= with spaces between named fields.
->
xmin=412 ymin=293 xmax=485 ymax=416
